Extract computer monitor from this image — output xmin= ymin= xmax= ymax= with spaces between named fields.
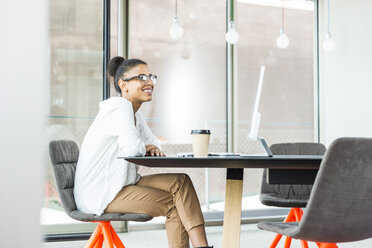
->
xmin=247 ymin=66 xmax=273 ymax=157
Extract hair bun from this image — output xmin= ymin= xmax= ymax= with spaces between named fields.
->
xmin=108 ymin=56 xmax=126 ymax=77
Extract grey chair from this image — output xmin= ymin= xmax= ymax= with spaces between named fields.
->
xmin=49 ymin=140 xmax=152 ymax=248
xmin=258 ymin=137 xmax=372 ymax=248
xmin=259 ymin=143 xmax=326 ymax=247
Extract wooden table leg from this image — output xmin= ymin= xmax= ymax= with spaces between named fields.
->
xmin=222 ymin=168 xmax=244 ymax=248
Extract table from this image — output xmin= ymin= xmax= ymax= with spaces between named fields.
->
xmin=121 ymin=155 xmax=322 ymax=248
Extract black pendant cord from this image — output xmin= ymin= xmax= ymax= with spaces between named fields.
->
xmin=175 ymin=0 xmax=178 ymax=18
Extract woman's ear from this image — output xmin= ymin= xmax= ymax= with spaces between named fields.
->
xmin=119 ymin=80 xmax=128 ymax=93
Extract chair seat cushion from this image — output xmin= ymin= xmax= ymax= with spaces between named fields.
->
xmin=257 ymin=221 xmax=299 ymax=237
xmin=69 ymin=210 xmax=153 ymax=222
xmin=260 ymin=193 xmax=308 ymax=208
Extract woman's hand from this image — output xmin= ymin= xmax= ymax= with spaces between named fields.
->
xmin=145 ymin=144 xmax=166 ymax=157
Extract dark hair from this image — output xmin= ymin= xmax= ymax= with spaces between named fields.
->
xmin=107 ymin=56 xmax=147 ymax=94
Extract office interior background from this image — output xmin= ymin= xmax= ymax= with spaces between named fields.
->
xmin=1 ymin=0 xmax=372 ymax=247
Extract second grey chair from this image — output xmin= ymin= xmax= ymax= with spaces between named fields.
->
xmin=258 ymin=137 xmax=372 ymax=248
xmin=49 ymin=140 xmax=153 ymax=248
xmin=260 ymin=142 xmax=326 ymax=248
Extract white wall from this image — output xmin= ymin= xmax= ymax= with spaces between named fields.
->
xmin=319 ymin=0 xmax=372 ymax=146
xmin=0 ymin=1 xmax=48 ymax=247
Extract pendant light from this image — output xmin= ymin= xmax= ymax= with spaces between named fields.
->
xmin=225 ymin=0 xmax=239 ymax=44
xmin=323 ymin=0 xmax=335 ymax=52
xmin=169 ymin=0 xmax=184 ymax=40
xmin=226 ymin=21 xmax=239 ymax=44
xmin=276 ymin=0 xmax=290 ymax=49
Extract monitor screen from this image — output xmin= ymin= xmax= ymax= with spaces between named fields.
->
xmin=248 ymin=65 xmax=265 ymax=140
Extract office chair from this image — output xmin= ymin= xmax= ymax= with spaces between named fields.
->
xmin=258 ymin=137 xmax=372 ymax=248
xmin=49 ymin=140 xmax=153 ymax=248
xmin=260 ymin=142 xmax=326 ymax=248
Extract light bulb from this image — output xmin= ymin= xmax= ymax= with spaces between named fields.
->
xmin=323 ymin=32 xmax=335 ymax=52
xmin=276 ymin=28 xmax=290 ymax=49
xmin=169 ymin=17 xmax=184 ymax=40
xmin=226 ymin=21 xmax=239 ymax=44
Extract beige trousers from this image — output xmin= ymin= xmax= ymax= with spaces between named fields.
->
xmin=105 ymin=173 xmax=205 ymax=248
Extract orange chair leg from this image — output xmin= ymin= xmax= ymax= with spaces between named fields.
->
xmin=318 ymin=243 xmax=338 ymax=248
xmin=284 ymin=236 xmax=292 ymax=248
xmin=94 ymin=235 xmax=104 ymax=248
xmin=268 ymin=208 xmax=297 ymax=248
xmin=101 ymin=222 xmax=115 ymax=248
xmin=300 ymin=240 xmax=309 ymax=248
xmin=85 ymin=224 xmax=102 ymax=248
xmin=85 ymin=221 xmax=126 ymax=248
xmin=292 ymin=208 xmax=311 ymax=248
xmin=294 ymin=208 xmax=305 ymax=222
xmin=270 ymin=208 xmax=338 ymax=248
xmin=110 ymin=224 xmax=126 ymax=248
xmin=269 ymin=234 xmax=283 ymax=248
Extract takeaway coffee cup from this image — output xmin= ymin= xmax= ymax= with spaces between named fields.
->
xmin=191 ymin=129 xmax=211 ymax=157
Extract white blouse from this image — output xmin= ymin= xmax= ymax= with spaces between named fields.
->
xmin=74 ymin=97 xmax=160 ymax=216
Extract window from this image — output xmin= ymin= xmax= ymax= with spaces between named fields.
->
xmin=42 ymin=0 xmax=317 ymax=233
xmin=237 ymin=0 xmax=315 ymax=201
xmin=127 ymin=0 xmax=227 ymax=216
xmin=42 ymin=0 xmax=105 ymax=233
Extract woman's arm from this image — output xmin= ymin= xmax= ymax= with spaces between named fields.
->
xmin=137 ymin=111 xmax=165 ymax=156
xmin=110 ymin=107 xmax=146 ymax=157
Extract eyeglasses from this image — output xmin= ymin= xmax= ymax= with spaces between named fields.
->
xmin=121 ymin=74 xmax=157 ymax=86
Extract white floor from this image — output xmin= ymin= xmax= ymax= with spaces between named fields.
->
xmin=43 ymin=223 xmax=372 ymax=248
xmin=42 ymin=195 xmax=371 ymax=247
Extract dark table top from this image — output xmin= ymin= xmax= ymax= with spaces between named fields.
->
xmin=120 ymin=155 xmax=323 ymax=169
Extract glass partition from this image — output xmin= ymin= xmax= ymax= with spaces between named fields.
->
xmin=127 ymin=0 xmax=227 ymax=217
xmin=236 ymin=0 xmax=315 ymax=200
xmin=42 ymin=0 xmax=316 ymax=233
xmin=42 ymin=0 xmax=104 ymax=233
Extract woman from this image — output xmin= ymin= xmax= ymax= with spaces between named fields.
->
xmin=74 ymin=56 xmax=212 ymax=248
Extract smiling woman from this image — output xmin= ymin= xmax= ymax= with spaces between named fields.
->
xmin=107 ymin=56 xmax=155 ymax=111
xmin=73 ymin=56 xmax=213 ymax=248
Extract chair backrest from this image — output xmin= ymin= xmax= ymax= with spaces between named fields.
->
xmin=49 ymin=140 xmax=79 ymax=216
xmin=260 ymin=143 xmax=326 ymax=201
xmin=298 ymin=137 xmax=372 ymax=243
